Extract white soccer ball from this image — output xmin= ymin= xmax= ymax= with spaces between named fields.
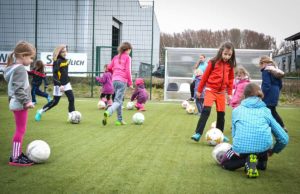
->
xmin=97 ymin=100 xmax=106 ymax=109
xmin=132 ymin=112 xmax=145 ymax=125
xmin=70 ymin=111 xmax=82 ymax=124
xmin=181 ymin=100 xmax=189 ymax=109
xmin=26 ymin=140 xmax=51 ymax=163
xmin=205 ymin=127 xmax=224 ymax=146
xmin=186 ymin=104 xmax=196 ymax=114
xmin=126 ymin=101 xmax=134 ymax=110
xmin=212 ymin=142 xmax=232 ymax=164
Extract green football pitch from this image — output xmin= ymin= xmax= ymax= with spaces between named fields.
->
xmin=0 ymin=96 xmax=299 ymax=194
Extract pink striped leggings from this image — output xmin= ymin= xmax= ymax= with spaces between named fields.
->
xmin=12 ymin=109 xmax=28 ymax=159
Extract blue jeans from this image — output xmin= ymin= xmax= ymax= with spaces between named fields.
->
xmin=195 ymin=98 xmax=204 ymax=114
xmin=31 ymin=85 xmax=49 ymax=103
xmin=107 ymin=81 xmax=126 ymax=121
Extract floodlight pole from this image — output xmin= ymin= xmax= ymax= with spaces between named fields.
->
xmin=35 ymin=0 xmax=38 ymax=56
xmin=150 ymin=0 xmax=154 ymax=100
xmin=91 ymin=0 xmax=95 ymax=98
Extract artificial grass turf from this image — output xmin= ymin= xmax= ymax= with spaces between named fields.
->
xmin=0 ymin=97 xmax=299 ymax=194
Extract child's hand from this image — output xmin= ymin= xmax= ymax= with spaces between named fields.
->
xmin=227 ymin=95 xmax=232 ymax=104
xmin=129 ymin=85 xmax=134 ymax=90
xmin=59 ymin=85 xmax=65 ymax=92
xmin=24 ymin=102 xmax=34 ymax=109
xmin=196 ymin=92 xmax=201 ymax=99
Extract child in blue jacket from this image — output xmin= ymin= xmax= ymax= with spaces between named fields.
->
xmin=221 ymin=83 xmax=289 ymax=178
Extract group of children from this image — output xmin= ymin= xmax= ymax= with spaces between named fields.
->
xmin=189 ymin=42 xmax=288 ymax=178
xmin=3 ymin=40 xmax=288 ymax=179
xmin=95 ymin=65 xmax=149 ymax=113
xmin=3 ymin=41 xmax=148 ymax=166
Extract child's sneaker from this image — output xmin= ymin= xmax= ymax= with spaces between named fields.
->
xmin=223 ymin=136 xmax=230 ymax=142
xmin=191 ymin=133 xmax=201 ymax=142
xmin=139 ymin=107 xmax=146 ymax=111
xmin=115 ymin=120 xmax=127 ymax=126
xmin=35 ymin=109 xmax=43 ymax=121
xmin=102 ymin=111 xmax=109 ymax=126
xmin=9 ymin=153 xmax=34 ymax=167
xmin=245 ymin=154 xmax=259 ymax=178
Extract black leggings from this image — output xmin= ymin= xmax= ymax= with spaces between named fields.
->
xmin=222 ymin=149 xmax=268 ymax=171
xmin=190 ymin=80 xmax=196 ymax=98
xmin=195 ymin=106 xmax=225 ymax=134
xmin=100 ymin=93 xmax=112 ymax=100
xmin=267 ymin=106 xmax=285 ymax=128
xmin=43 ymin=90 xmax=75 ymax=113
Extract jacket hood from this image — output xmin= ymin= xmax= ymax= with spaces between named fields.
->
xmin=240 ymin=96 xmax=266 ymax=108
xmin=4 ymin=64 xmax=21 ymax=82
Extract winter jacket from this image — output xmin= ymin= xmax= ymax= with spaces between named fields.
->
xmin=230 ymin=78 xmax=250 ymax=108
xmin=197 ymin=60 xmax=234 ymax=95
xmin=4 ymin=64 xmax=31 ymax=111
xmin=95 ymin=71 xmax=114 ymax=94
xmin=53 ymin=56 xmax=70 ymax=86
xmin=232 ymin=96 xmax=288 ymax=154
xmin=108 ymin=53 xmax=132 ymax=86
xmin=28 ymin=69 xmax=48 ymax=87
xmin=261 ymin=68 xmax=282 ymax=106
xmin=131 ymin=84 xmax=148 ymax=104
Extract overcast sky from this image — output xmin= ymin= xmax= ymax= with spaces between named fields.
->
xmin=154 ymin=0 xmax=300 ymax=44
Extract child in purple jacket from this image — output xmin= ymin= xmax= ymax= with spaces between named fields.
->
xmin=96 ymin=64 xmax=114 ymax=106
xmin=229 ymin=66 xmax=250 ymax=109
xmin=131 ymin=78 xmax=148 ymax=111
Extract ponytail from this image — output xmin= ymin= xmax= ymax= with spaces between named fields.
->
xmin=6 ymin=52 xmax=14 ymax=66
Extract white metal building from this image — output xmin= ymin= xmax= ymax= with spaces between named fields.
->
xmin=0 ymin=0 xmax=160 ymax=75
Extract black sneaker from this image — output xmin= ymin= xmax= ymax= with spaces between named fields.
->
xmin=9 ymin=153 xmax=34 ymax=167
xmin=20 ymin=153 xmax=34 ymax=163
xmin=245 ymin=154 xmax=259 ymax=178
xmin=187 ymin=97 xmax=194 ymax=101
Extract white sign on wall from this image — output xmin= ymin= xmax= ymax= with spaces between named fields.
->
xmin=40 ymin=52 xmax=88 ymax=77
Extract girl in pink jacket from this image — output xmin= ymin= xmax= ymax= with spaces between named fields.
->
xmin=102 ymin=42 xmax=133 ymax=126
xmin=230 ymin=66 xmax=250 ymax=109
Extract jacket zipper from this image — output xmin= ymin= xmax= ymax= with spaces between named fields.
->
xmin=219 ymin=62 xmax=225 ymax=92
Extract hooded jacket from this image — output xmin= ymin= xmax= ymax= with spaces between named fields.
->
xmin=4 ymin=64 xmax=31 ymax=110
xmin=131 ymin=84 xmax=148 ymax=103
xmin=95 ymin=71 xmax=114 ymax=94
xmin=261 ymin=67 xmax=282 ymax=106
xmin=230 ymin=78 xmax=250 ymax=109
xmin=197 ymin=60 xmax=234 ymax=95
xmin=232 ymin=96 xmax=288 ymax=154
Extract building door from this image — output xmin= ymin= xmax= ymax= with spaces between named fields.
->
xmin=112 ymin=18 xmax=121 ymax=59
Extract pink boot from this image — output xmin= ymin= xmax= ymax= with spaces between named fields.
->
xmin=138 ymin=104 xmax=146 ymax=111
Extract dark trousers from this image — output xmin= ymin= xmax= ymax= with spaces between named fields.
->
xmin=222 ymin=149 xmax=268 ymax=171
xmin=190 ymin=80 xmax=196 ymax=98
xmin=100 ymin=93 xmax=112 ymax=100
xmin=31 ymin=85 xmax=49 ymax=103
xmin=267 ymin=106 xmax=285 ymax=128
xmin=195 ymin=106 xmax=225 ymax=134
xmin=43 ymin=90 xmax=75 ymax=113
